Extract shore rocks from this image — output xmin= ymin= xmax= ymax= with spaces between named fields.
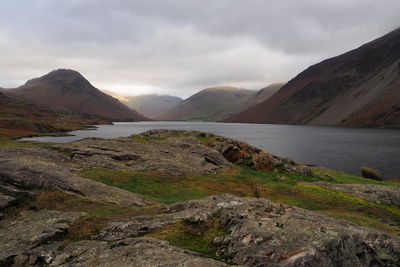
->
xmin=53 ymin=135 xmax=233 ymax=175
xmin=131 ymin=129 xmax=313 ymax=175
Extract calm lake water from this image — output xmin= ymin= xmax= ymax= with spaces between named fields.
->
xmin=26 ymin=121 xmax=400 ymax=178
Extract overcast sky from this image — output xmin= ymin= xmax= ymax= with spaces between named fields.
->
xmin=0 ymin=0 xmax=399 ymax=98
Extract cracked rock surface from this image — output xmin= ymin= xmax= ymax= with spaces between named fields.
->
xmin=51 ymin=237 xmax=229 ymax=267
xmin=0 ymin=210 xmax=84 ymax=266
xmin=0 ymin=146 xmax=154 ymax=207
xmin=0 ymin=130 xmax=399 ymax=266
xmin=53 ymin=135 xmax=233 ymax=176
xmin=96 ymin=195 xmax=400 ymax=267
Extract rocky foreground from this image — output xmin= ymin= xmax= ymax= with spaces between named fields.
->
xmin=1 ymin=130 xmax=400 ymax=266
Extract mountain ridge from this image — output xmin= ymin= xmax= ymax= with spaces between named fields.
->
xmin=225 ymin=28 xmax=400 ymax=127
xmin=6 ymin=69 xmax=149 ymax=122
xmin=157 ymin=85 xmax=281 ymax=121
xmin=0 ymin=91 xmax=108 ymax=137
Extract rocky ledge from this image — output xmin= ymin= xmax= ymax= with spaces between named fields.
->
xmin=0 ymin=129 xmax=399 ymax=266
xmin=96 ymin=195 xmax=400 ymax=266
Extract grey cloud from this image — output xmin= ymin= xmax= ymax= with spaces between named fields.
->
xmin=0 ymin=0 xmax=399 ymax=97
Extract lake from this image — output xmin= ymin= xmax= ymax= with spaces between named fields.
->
xmin=26 ymin=121 xmax=400 ymax=178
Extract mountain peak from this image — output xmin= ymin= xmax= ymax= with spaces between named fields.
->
xmin=46 ymin=68 xmax=83 ymax=78
xmin=11 ymin=69 xmax=148 ymax=121
xmin=25 ymin=69 xmax=89 ymax=86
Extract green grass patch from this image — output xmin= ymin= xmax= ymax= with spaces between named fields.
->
xmin=33 ymin=190 xmax=165 ymax=242
xmin=313 ymin=169 xmax=400 ymax=188
xmin=147 ymin=216 xmax=229 ymax=261
xmin=78 ymin=169 xmax=208 ymax=203
xmin=77 ymin=167 xmax=400 ymax=236
xmin=0 ymin=137 xmax=55 ymax=147
xmin=196 ymin=136 xmax=219 ymax=143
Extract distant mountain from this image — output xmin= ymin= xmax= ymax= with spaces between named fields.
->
xmin=252 ymin=83 xmax=285 ymax=104
xmin=7 ymin=69 xmax=148 ymax=121
xmin=125 ymin=94 xmax=183 ymax=119
xmin=102 ymin=93 xmax=183 ymax=119
xmin=0 ymin=92 xmax=107 ymax=137
xmin=218 ymin=83 xmax=283 ymax=118
xmin=156 ymin=85 xmax=282 ymax=121
xmin=226 ymin=28 xmax=400 ymax=127
xmin=156 ymin=86 xmax=256 ymax=121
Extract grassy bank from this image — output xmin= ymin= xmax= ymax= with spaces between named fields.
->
xmin=78 ymin=166 xmax=400 ymax=236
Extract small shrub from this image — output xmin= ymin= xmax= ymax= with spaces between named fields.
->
xmin=361 ymin=167 xmax=382 ymax=181
xmin=252 ymin=183 xmax=263 ymax=198
xmin=254 ymin=153 xmax=275 ymax=171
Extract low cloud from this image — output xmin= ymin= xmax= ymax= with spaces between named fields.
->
xmin=0 ymin=0 xmax=399 ymax=97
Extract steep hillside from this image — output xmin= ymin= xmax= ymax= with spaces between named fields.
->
xmin=217 ymin=83 xmax=283 ymax=118
xmin=226 ymin=28 xmax=400 ymax=127
xmin=121 ymin=94 xmax=182 ymax=119
xmin=251 ymin=83 xmax=285 ymax=104
xmin=7 ymin=69 xmax=148 ymax=121
xmin=156 ymin=87 xmax=256 ymax=121
xmin=0 ymin=92 xmax=107 ymax=137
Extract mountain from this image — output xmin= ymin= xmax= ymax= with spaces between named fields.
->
xmin=125 ymin=94 xmax=183 ymax=119
xmin=157 ymin=85 xmax=282 ymax=122
xmin=7 ymin=69 xmax=148 ymax=121
xmin=102 ymin=93 xmax=183 ymax=119
xmin=195 ymin=83 xmax=283 ymax=121
xmin=226 ymin=28 xmax=400 ymax=127
xmin=252 ymin=83 xmax=285 ymax=104
xmin=156 ymin=86 xmax=255 ymax=121
xmin=156 ymin=86 xmax=257 ymax=121
xmin=0 ymin=92 xmax=107 ymax=137
xmin=223 ymin=83 xmax=284 ymax=114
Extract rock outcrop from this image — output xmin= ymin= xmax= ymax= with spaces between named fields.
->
xmin=0 ymin=146 xmax=154 ymax=207
xmin=51 ymin=237 xmax=229 ymax=267
xmin=53 ymin=134 xmax=233 ymax=176
xmin=95 ymin=194 xmax=400 ymax=266
xmin=0 ymin=210 xmax=84 ymax=265
xmin=130 ymin=130 xmax=312 ymax=175
xmin=0 ymin=130 xmax=399 ymax=266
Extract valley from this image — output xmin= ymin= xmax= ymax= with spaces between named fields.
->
xmin=0 ymin=3 xmax=399 ymax=265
